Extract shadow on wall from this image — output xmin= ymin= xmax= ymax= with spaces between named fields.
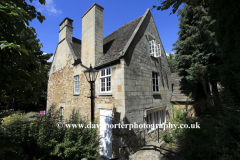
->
xmin=124 ymin=12 xmax=150 ymax=67
xmin=110 ymin=106 xmax=148 ymax=159
xmin=171 ymin=76 xmax=213 ymax=117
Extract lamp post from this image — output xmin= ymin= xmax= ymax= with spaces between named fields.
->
xmin=84 ymin=64 xmax=98 ymax=123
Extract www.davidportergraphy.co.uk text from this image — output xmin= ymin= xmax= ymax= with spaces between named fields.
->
xmin=56 ymin=122 xmax=200 ymax=130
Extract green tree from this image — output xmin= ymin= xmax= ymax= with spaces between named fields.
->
xmin=153 ymin=0 xmax=240 ymax=102
xmin=0 ymin=0 xmax=52 ymax=106
xmin=167 ymin=52 xmax=178 ymax=73
xmin=172 ymin=3 xmax=222 ymax=112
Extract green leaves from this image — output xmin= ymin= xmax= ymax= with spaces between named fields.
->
xmin=36 ymin=12 xmax=45 ymax=23
xmin=0 ymin=0 xmax=52 ymax=104
xmin=173 ymin=4 xmax=221 ymax=84
xmin=167 ymin=52 xmax=178 ymax=73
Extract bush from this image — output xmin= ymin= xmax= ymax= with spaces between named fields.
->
xmin=0 ymin=104 xmax=100 ymax=160
xmin=0 ymin=109 xmax=14 ymax=120
xmin=162 ymin=93 xmax=240 ymax=160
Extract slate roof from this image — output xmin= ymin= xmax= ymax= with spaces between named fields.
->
xmin=70 ymin=37 xmax=81 ymax=59
xmin=171 ymin=73 xmax=197 ymax=102
xmin=96 ymin=16 xmax=142 ymax=67
xmin=69 ymin=16 xmax=143 ymax=67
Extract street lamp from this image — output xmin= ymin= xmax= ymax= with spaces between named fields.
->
xmin=84 ymin=64 xmax=98 ymax=123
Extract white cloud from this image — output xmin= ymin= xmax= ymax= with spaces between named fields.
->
xmin=47 ymin=55 xmax=54 ymax=62
xmin=33 ymin=0 xmax=62 ymax=15
xmin=166 ymin=52 xmax=175 ymax=56
xmin=43 ymin=53 xmax=54 ymax=62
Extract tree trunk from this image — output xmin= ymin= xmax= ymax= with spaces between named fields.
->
xmin=210 ymin=81 xmax=222 ymax=116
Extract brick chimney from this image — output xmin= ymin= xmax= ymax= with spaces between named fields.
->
xmin=59 ymin=17 xmax=73 ymax=42
xmin=81 ymin=3 xmax=104 ymax=67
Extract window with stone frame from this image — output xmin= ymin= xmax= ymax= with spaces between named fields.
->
xmin=149 ymin=36 xmax=155 ymax=56
xmin=100 ymin=67 xmax=111 ymax=93
xmin=149 ymin=36 xmax=161 ymax=57
xmin=146 ymin=110 xmax=166 ymax=132
xmin=155 ymin=44 xmax=161 ymax=57
xmin=74 ymin=75 xmax=79 ymax=94
xmin=152 ymin=72 xmax=159 ymax=93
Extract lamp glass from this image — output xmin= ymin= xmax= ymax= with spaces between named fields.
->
xmin=84 ymin=65 xmax=98 ymax=82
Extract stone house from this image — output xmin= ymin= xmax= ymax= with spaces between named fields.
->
xmin=47 ymin=3 xmax=172 ymax=159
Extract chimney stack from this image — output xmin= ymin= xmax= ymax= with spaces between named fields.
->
xmin=59 ymin=17 xmax=73 ymax=42
xmin=81 ymin=3 xmax=104 ymax=67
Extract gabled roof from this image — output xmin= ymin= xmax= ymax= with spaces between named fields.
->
xmin=70 ymin=37 xmax=81 ymax=59
xmin=171 ymin=73 xmax=197 ymax=102
xmin=95 ymin=16 xmax=142 ymax=67
xmin=70 ymin=9 xmax=151 ymax=68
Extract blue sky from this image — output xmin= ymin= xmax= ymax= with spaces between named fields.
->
xmin=28 ymin=0 xmax=183 ymax=62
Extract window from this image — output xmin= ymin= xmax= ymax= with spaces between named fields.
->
xmin=74 ymin=75 xmax=79 ymax=94
xmin=155 ymin=44 xmax=161 ymax=57
xmin=149 ymin=36 xmax=155 ymax=56
xmin=149 ymin=36 xmax=161 ymax=57
xmin=147 ymin=110 xmax=166 ymax=132
xmin=100 ymin=67 xmax=111 ymax=93
xmin=53 ymin=65 xmax=56 ymax=72
xmin=60 ymin=107 xmax=64 ymax=122
xmin=152 ymin=72 xmax=159 ymax=93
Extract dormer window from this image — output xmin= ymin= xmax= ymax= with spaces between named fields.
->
xmin=155 ymin=44 xmax=161 ymax=57
xmin=149 ymin=36 xmax=161 ymax=57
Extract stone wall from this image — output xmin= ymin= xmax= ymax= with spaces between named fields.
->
xmin=47 ymin=42 xmax=126 ymax=122
xmin=171 ymin=98 xmax=212 ymax=118
xmin=47 ymin=40 xmax=92 ymax=120
xmin=47 ymin=38 xmax=126 ymax=158
xmin=47 ymin=9 xmax=172 ymax=159
xmin=112 ymin=10 xmax=172 ymax=158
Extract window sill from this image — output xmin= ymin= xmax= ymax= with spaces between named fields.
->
xmin=98 ymin=93 xmax=112 ymax=96
xmin=147 ymin=123 xmax=166 ymax=134
xmin=152 ymin=92 xmax=160 ymax=95
xmin=150 ymin=55 xmax=161 ymax=58
xmin=73 ymin=94 xmax=79 ymax=96
xmin=150 ymin=55 xmax=158 ymax=59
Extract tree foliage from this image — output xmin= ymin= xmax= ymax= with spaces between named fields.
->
xmin=172 ymin=3 xmax=222 ymax=112
xmin=173 ymin=3 xmax=221 ymax=83
xmin=154 ymin=0 xmax=240 ymax=102
xmin=0 ymin=105 xmax=100 ymax=159
xmin=0 ymin=0 xmax=52 ymax=104
xmin=209 ymin=0 xmax=240 ymax=101
xmin=167 ymin=52 xmax=178 ymax=73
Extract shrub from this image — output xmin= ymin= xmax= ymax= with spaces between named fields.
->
xmin=0 ymin=104 xmax=100 ymax=160
xmin=162 ymin=92 xmax=240 ymax=160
